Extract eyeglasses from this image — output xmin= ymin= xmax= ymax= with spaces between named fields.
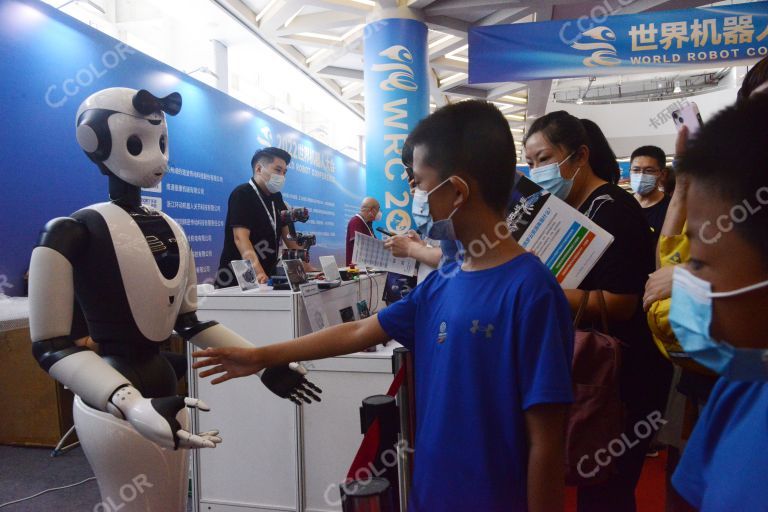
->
xmin=630 ymin=167 xmax=661 ymax=175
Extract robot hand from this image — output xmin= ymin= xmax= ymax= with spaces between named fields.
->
xmin=107 ymin=385 xmax=222 ymax=450
xmin=261 ymin=362 xmax=322 ymax=406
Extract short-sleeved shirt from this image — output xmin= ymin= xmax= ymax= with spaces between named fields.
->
xmin=672 ymin=379 xmax=768 ymax=511
xmin=346 ymin=214 xmax=374 ymax=266
xmin=216 ymin=180 xmax=287 ymax=287
xmin=377 ymin=253 xmax=574 ymax=512
xmin=578 ymin=183 xmax=672 ymax=408
xmin=641 ymin=194 xmax=671 ymax=245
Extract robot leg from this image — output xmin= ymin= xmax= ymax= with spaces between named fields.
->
xmin=73 ymin=396 xmax=189 ymax=512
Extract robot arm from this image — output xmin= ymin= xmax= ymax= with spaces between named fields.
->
xmin=30 ymin=219 xmax=220 ymax=450
xmin=176 ymin=251 xmax=321 ymax=404
xmin=30 ymin=218 xmax=131 ymax=410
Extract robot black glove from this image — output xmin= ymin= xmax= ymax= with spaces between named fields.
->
xmin=261 ymin=363 xmax=322 ymax=405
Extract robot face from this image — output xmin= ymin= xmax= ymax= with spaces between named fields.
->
xmin=103 ymin=112 xmax=169 ymax=189
xmin=75 ymin=88 xmax=181 ymax=188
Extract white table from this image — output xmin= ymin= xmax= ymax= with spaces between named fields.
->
xmin=188 ymin=274 xmax=398 ymax=512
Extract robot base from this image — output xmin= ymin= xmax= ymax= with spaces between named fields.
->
xmin=73 ymin=396 xmax=189 ymax=512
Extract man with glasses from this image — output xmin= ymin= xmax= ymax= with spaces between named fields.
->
xmin=630 ymin=145 xmax=671 ymax=244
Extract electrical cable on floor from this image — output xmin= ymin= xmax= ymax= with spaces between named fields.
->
xmin=0 ymin=476 xmax=97 ymax=509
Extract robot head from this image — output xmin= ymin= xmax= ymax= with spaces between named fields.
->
xmin=75 ymin=87 xmax=182 ymax=188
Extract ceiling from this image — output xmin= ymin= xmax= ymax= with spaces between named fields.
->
xmin=207 ymin=0 xmax=741 ymax=155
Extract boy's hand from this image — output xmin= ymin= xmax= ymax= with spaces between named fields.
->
xmin=193 ymin=346 xmax=265 ymax=384
xmin=192 ymin=347 xmax=322 ymax=405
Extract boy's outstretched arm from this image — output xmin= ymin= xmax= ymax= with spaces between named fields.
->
xmin=192 ymin=315 xmax=390 ymax=385
xmin=525 ymin=403 xmax=569 ymax=512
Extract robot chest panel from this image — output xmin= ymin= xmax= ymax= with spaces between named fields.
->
xmin=89 ymin=202 xmax=190 ymax=341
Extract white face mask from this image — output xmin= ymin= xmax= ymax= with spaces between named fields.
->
xmin=260 ymin=168 xmax=285 ymax=193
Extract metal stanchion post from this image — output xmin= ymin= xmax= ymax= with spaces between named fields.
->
xmin=392 ymin=348 xmax=414 ymax=512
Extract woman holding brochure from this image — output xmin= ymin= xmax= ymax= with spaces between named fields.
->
xmin=524 ymin=112 xmax=672 ymax=512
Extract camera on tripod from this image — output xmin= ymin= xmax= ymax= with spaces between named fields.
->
xmin=293 ymin=232 xmax=316 ymax=248
xmin=280 ymin=207 xmax=309 ymax=224
xmin=282 ymin=232 xmax=316 ymax=263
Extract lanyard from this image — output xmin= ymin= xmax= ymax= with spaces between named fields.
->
xmin=250 ymin=179 xmax=278 ymax=242
xmin=356 ymin=214 xmax=374 ymax=237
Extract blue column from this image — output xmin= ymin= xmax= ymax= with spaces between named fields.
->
xmin=364 ymin=16 xmax=429 ymax=234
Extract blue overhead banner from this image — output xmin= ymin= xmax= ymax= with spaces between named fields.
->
xmin=364 ymin=17 xmax=429 ymax=234
xmin=469 ymin=2 xmax=768 ymax=83
xmin=0 ymin=0 xmax=365 ymax=296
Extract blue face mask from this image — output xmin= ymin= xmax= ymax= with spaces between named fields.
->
xmin=670 ymin=266 xmax=768 ymax=381
xmin=411 ymin=177 xmax=467 ymax=240
xmin=630 ymin=173 xmax=658 ymax=196
xmin=530 ymin=152 xmax=580 ymax=200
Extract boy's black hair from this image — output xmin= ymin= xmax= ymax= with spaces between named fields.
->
xmin=581 ymin=118 xmax=620 ymax=184
xmin=630 ymin=145 xmax=667 ymax=170
xmin=526 ymin=111 xmax=618 ymax=184
xmin=737 ymin=55 xmax=768 ymax=106
xmin=251 ymin=147 xmax=291 ymax=171
xmin=407 ymin=100 xmax=516 ymax=212
xmin=677 ymin=95 xmax=768 ymax=259
xmin=402 ymin=137 xmax=414 ymax=167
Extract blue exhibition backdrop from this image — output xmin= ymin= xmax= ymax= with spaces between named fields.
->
xmin=0 ymin=0 xmax=366 ymax=296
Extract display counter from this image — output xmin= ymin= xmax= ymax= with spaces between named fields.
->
xmin=188 ymin=273 xmax=397 ymax=512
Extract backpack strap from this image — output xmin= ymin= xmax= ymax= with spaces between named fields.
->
xmin=573 ymin=290 xmax=590 ymax=327
xmin=573 ymin=289 xmax=610 ymax=333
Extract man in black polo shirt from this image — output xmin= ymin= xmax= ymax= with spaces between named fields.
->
xmin=216 ymin=147 xmax=299 ymax=287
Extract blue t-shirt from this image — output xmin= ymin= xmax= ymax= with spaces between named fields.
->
xmin=672 ymin=379 xmax=768 ymax=511
xmin=377 ymin=253 xmax=574 ymax=512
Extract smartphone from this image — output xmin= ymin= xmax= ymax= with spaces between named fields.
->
xmin=671 ymin=102 xmax=703 ymax=137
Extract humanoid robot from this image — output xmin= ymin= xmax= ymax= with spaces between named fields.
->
xmin=28 ymin=87 xmax=320 ymax=511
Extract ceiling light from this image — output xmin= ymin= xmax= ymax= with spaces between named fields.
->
xmin=255 ymin=0 xmax=280 ymax=22
xmin=673 ymin=80 xmax=682 ymax=93
xmin=505 ymin=113 xmax=525 ymax=121
xmin=340 ymin=24 xmax=364 ymax=41
xmin=306 ymin=49 xmax=329 ymax=65
xmin=502 ymin=95 xmax=527 ymax=104
xmin=445 ymin=44 xmax=469 ymax=63
xmin=283 ymin=7 xmax=303 ymax=28
xmin=429 ymin=34 xmax=455 ymax=50
xmin=298 ymin=32 xmax=343 ymax=42
xmin=510 ymin=128 xmax=524 ymax=133
xmin=575 ymin=97 xmax=583 ymax=105
xmin=440 ymin=72 xmax=467 ymax=87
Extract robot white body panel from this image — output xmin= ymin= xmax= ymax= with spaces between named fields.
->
xmin=84 ymin=201 xmax=189 ymax=342
xmin=74 ymin=397 xmax=189 ymax=512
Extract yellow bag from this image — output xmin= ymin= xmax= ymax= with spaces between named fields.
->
xmin=647 ymin=227 xmax=715 ymax=376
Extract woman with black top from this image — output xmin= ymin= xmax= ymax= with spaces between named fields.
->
xmin=524 ymin=112 xmax=672 ymax=512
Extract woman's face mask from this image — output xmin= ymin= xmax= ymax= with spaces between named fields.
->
xmin=529 ymin=151 xmax=580 ymax=200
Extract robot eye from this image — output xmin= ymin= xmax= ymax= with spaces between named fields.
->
xmin=127 ymin=135 xmax=143 ymax=156
xmin=159 ymin=134 xmax=166 ymax=154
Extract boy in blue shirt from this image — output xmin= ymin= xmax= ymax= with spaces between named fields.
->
xmin=193 ymin=101 xmax=575 ymax=512
xmin=667 ymin=97 xmax=768 ymax=511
